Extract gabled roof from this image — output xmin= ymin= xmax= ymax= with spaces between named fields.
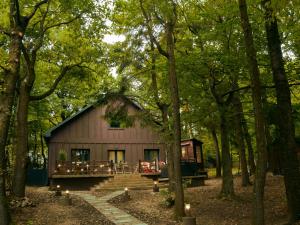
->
xmin=44 ymin=95 xmax=143 ymax=141
xmin=44 ymin=104 xmax=94 ymax=140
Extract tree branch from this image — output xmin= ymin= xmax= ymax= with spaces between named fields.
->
xmin=21 ymin=43 xmax=31 ymax=66
xmin=43 ymin=15 xmax=81 ymax=33
xmin=29 ymin=63 xmax=82 ymax=101
xmin=25 ymin=0 xmax=49 ymax=21
xmin=0 ymin=26 xmax=10 ymax=36
xmin=139 ymin=0 xmax=169 ymax=58
xmin=221 ymin=85 xmax=251 ymax=97
xmin=221 ymin=82 xmax=300 ymax=97
xmin=0 ymin=64 xmax=9 ymax=73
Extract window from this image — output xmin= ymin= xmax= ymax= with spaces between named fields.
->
xmin=144 ymin=149 xmax=159 ymax=161
xmin=109 ymin=119 xmax=121 ymax=128
xmin=196 ymin=146 xmax=202 ymax=163
xmin=181 ymin=144 xmax=194 ymax=161
xmin=71 ymin=149 xmax=90 ymax=162
xmin=181 ymin=146 xmax=187 ymax=158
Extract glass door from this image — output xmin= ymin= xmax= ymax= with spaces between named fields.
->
xmin=108 ymin=150 xmax=125 ymax=163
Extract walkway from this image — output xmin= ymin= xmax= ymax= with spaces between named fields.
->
xmin=74 ymin=191 xmax=147 ymax=225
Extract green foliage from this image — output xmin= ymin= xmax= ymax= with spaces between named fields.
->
xmin=58 ymin=150 xmax=67 ymax=162
xmin=159 ymin=188 xmax=175 ymax=208
xmin=104 ymin=101 xmax=135 ymax=128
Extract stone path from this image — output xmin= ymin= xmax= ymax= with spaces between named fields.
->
xmin=74 ymin=191 xmax=147 ymax=225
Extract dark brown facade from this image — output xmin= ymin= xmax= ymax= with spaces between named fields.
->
xmin=46 ymin=100 xmax=166 ymax=177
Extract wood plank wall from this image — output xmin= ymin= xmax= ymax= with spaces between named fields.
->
xmin=48 ymin=104 xmax=166 ymax=174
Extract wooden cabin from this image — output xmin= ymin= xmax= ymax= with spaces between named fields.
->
xmin=45 ymin=97 xmax=166 ymax=178
xmin=159 ymin=138 xmax=206 ymax=178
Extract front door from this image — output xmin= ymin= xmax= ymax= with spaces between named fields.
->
xmin=108 ymin=150 xmax=125 ymax=163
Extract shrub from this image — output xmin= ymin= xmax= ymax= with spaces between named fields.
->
xmin=58 ymin=150 xmax=67 ymax=162
xmin=160 ymin=189 xmax=175 ymax=208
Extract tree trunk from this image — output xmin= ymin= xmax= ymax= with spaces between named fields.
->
xmin=0 ymin=1 xmax=26 ymax=220
xmin=166 ymin=144 xmax=175 ymax=192
xmin=211 ymin=128 xmax=222 ymax=177
xmin=263 ymin=1 xmax=300 ymax=221
xmin=241 ymin=112 xmax=256 ymax=175
xmin=238 ymin=0 xmax=268 ymax=224
xmin=166 ymin=20 xmax=185 ymax=218
xmin=12 ymin=85 xmax=31 ymax=197
xmin=149 ymin=40 xmax=175 ymax=192
xmin=233 ymin=95 xmax=250 ymax=186
xmin=40 ymin=129 xmax=47 ymax=169
xmin=219 ymin=105 xmax=234 ymax=197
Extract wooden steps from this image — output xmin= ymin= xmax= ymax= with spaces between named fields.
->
xmin=92 ymin=174 xmax=168 ymax=191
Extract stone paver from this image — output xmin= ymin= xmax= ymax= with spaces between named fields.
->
xmin=73 ymin=190 xmax=147 ymax=225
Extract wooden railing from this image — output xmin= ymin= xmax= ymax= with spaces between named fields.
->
xmin=138 ymin=160 xmax=166 ymax=173
xmin=53 ymin=160 xmax=140 ymax=175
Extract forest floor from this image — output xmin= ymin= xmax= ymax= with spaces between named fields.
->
xmin=10 ymin=187 xmax=114 ymax=225
xmin=109 ymin=174 xmax=300 ymax=225
xmin=10 ymin=173 xmax=300 ymax=225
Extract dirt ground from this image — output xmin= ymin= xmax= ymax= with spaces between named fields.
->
xmin=109 ymin=174 xmax=300 ymax=225
xmin=10 ymin=187 xmax=114 ymax=225
xmin=10 ymin=174 xmax=300 ymax=225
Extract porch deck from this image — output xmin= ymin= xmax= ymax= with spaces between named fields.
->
xmin=52 ymin=160 xmax=163 ymax=177
xmin=52 ymin=174 xmax=114 ymax=179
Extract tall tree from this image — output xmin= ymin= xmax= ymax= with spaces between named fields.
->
xmin=11 ymin=0 xmax=107 ymax=197
xmin=0 ymin=0 xmax=49 ymax=223
xmin=209 ymin=75 xmax=235 ymax=197
xmin=262 ymin=0 xmax=300 ymax=222
xmin=139 ymin=0 xmax=185 ymax=217
xmin=232 ymin=92 xmax=250 ymax=186
xmin=241 ymin=112 xmax=256 ymax=175
xmin=211 ymin=128 xmax=222 ymax=177
xmin=238 ymin=0 xmax=268 ymax=224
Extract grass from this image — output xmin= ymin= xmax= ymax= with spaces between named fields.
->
xmin=207 ymin=167 xmax=240 ymax=178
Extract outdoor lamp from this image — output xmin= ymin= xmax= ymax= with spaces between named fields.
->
xmin=64 ymin=190 xmax=72 ymax=205
xmin=124 ymin=187 xmax=129 ymax=199
xmin=55 ymin=185 xmax=62 ymax=196
xmin=185 ymin=203 xmax=191 ymax=214
xmin=183 ymin=203 xmax=196 ymax=225
xmin=153 ymin=181 xmax=159 ymax=192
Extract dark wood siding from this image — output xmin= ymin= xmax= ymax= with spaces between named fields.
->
xmin=47 ymin=103 xmax=166 ymax=175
